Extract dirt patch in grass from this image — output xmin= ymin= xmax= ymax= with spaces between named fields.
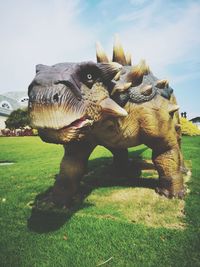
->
xmin=80 ymin=160 xmax=192 ymax=230
xmin=82 ymin=188 xmax=186 ymax=229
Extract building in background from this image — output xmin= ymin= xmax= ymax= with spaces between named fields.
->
xmin=0 ymin=92 xmax=28 ymax=129
xmin=190 ymin=117 xmax=200 ymax=129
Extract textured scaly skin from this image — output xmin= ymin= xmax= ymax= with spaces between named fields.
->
xmin=50 ymin=93 xmax=185 ymax=206
xmin=28 ymin=40 xmax=186 ymax=208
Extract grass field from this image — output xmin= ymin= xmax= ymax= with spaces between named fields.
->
xmin=0 ymin=136 xmax=200 ymax=267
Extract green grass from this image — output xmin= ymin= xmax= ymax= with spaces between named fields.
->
xmin=0 ymin=136 xmax=200 ymax=267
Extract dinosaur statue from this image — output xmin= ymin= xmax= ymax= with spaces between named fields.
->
xmin=28 ymin=37 xmax=185 ymax=207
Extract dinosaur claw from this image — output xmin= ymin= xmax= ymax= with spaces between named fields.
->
xmin=156 ymin=187 xmax=186 ymax=199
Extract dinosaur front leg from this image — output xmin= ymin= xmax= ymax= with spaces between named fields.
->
xmin=50 ymin=141 xmax=96 ymax=207
xmin=152 ymin=145 xmax=185 ymax=198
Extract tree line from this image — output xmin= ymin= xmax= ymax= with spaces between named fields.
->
xmin=5 ymin=109 xmax=30 ymax=130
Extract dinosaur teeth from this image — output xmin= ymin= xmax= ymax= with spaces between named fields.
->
xmin=96 ymin=42 xmax=109 ymax=63
xmin=113 ymin=34 xmax=127 ymax=66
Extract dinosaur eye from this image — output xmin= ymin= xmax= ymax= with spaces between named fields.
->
xmin=87 ymin=73 xmax=93 ymax=80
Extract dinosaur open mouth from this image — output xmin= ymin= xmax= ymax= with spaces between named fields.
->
xmin=29 ymin=98 xmax=89 ymax=130
xmin=60 ymin=117 xmax=94 ymax=131
xmin=29 ymin=95 xmax=127 ymax=144
xmin=37 ymin=116 xmax=94 ymax=144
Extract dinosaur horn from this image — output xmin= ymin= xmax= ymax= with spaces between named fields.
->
xmin=113 ymin=35 xmax=127 ymax=66
xmin=125 ymin=52 xmax=132 ymax=66
xmin=99 ymin=97 xmax=128 ymax=117
xmin=126 ymin=59 xmax=150 ymax=86
xmin=168 ymin=103 xmax=179 ymax=115
xmin=96 ymin=42 xmax=109 ymax=63
xmin=156 ymin=79 xmax=169 ymax=89
xmin=98 ymin=62 xmax=122 ymax=81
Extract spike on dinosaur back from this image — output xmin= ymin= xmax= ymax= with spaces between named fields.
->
xmin=156 ymin=79 xmax=169 ymax=89
xmin=113 ymin=35 xmax=127 ymax=66
xmin=96 ymin=42 xmax=109 ymax=63
xmin=125 ymin=52 xmax=132 ymax=66
xmin=98 ymin=62 xmax=122 ymax=81
xmin=140 ymin=85 xmax=153 ymax=96
xmin=126 ymin=59 xmax=150 ymax=86
xmin=111 ymin=82 xmax=132 ymax=95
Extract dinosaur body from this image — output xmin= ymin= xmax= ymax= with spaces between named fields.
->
xmin=28 ymin=38 xmax=185 ymax=207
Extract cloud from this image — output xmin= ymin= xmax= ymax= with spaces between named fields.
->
xmin=0 ymin=0 xmax=199 ymax=100
xmin=0 ymin=0 xmax=98 ymax=92
xmin=114 ymin=0 xmax=200 ymax=79
xmin=172 ymin=71 xmax=200 ymax=85
xmin=92 ymin=0 xmax=200 ymax=117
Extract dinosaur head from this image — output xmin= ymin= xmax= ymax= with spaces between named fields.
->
xmin=28 ymin=61 xmax=127 ymax=144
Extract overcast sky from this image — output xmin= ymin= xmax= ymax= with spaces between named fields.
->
xmin=0 ymin=0 xmax=199 ymax=118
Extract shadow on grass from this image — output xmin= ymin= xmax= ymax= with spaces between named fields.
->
xmin=28 ymin=147 xmax=159 ymax=233
xmin=27 ymin=200 xmax=94 ymax=233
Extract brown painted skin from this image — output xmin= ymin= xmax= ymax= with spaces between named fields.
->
xmin=47 ymin=94 xmax=185 ymax=206
xmin=28 ymin=59 xmax=185 ymax=208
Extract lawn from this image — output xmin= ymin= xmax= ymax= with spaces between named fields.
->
xmin=0 ymin=136 xmax=200 ymax=267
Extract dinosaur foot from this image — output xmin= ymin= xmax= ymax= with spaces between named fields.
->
xmin=33 ymin=185 xmax=78 ymax=212
xmin=155 ymin=187 xmax=186 ymax=199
